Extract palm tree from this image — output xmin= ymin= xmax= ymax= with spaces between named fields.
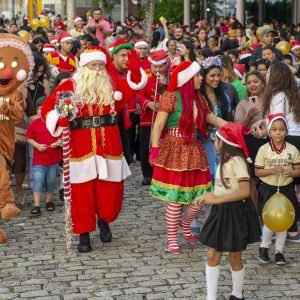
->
xmin=144 ymin=0 xmax=156 ymax=43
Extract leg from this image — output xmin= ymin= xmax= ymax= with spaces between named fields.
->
xmin=275 ymin=231 xmax=287 ymax=265
xmin=206 ymin=248 xmax=222 ymax=300
xmin=15 ymin=172 xmax=26 ymax=206
xmin=0 ymin=154 xmax=20 ymax=219
xmin=118 ymin=114 xmax=131 ymax=165
xmin=259 ymin=225 xmax=273 ymax=263
xmin=139 ymin=126 xmax=153 ymax=184
xmin=229 ymin=252 xmax=244 ymax=299
xmin=166 ymin=202 xmax=182 ymax=254
xmin=31 ymin=165 xmax=47 ymax=215
xmin=181 ymin=202 xmax=201 ymax=243
xmin=250 ymin=178 xmax=258 ymax=209
xmin=45 ymin=164 xmax=58 ymax=210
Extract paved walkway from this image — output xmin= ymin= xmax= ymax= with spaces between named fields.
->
xmin=0 ymin=163 xmax=299 ymax=300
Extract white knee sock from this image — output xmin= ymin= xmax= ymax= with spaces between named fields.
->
xmin=206 ymin=263 xmax=220 ymax=300
xmin=275 ymin=231 xmax=287 ymax=253
xmin=260 ymin=225 xmax=273 ymax=248
xmin=231 ymin=267 xmax=245 ymax=299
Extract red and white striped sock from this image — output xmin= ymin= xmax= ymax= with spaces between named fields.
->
xmin=166 ymin=202 xmax=183 ymax=250
xmin=181 ymin=203 xmax=201 ymax=238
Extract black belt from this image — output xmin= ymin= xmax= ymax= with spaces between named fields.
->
xmin=70 ymin=115 xmax=118 ymax=130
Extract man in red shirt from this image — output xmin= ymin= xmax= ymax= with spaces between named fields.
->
xmin=53 ymin=14 xmax=66 ymax=32
xmin=137 ymin=50 xmax=168 ymax=185
xmin=86 ymin=8 xmax=111 ymax=46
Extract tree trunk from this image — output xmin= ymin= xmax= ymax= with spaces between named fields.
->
xmin=144 ymin=0 xmax=155 ymax=44
xmin=66 ymin=0 xmax=75 ymax=31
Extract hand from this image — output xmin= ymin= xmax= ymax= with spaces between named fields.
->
xmin=246 ymin=107 xmax=260 ymax=120
xmin=149 ymin=147 xmax=159 ymax=166
xmin=127 ymin=50 xmax=140 ymax=73
xmin=50 ymin=139 xmax=61 ymax=148
xmin=147 ymin=102 xmax=159 ymax=112
xmin=197 ymin=192 xmax=220 ymax=205
xmin=37 ymin=144 xmax=47 ymax=152
xmin=57 ymin=117 xmax=70 ymax=127
xmin=273 ymin=166 xmax=283 ymax=174
xmin=251 ymin=119 xmax=265 ymax=139
xmin=282 ymin=168 xmax=292 ymax=177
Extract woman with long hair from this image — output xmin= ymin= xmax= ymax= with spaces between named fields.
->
xmin=253 ymin=60 xmax=300 ymax=241
xmin=179 ymin=40 xmax=199 ymax=63
xmin=197 ymin=27 xmax=209 ymax=49
xmin=149 ymin=61 xmax=225 ymax=254
xmin=221 ymin=55 xmax=247 ymax=101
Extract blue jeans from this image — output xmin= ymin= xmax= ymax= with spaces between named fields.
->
xmin=31 ymin=164 xmax=59 ymax=192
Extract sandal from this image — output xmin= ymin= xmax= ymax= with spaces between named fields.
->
xmin=31 ymin=206 xmax=41 ymax=215
xmin=46 ymin=201 xmax=55 ymax=211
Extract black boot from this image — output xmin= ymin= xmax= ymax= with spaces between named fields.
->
xmin=229 ymin=294 xmax=244 ymax=300
xmin=97 ymin=219 xmax=112 ymax=243
xmin=77 ymin=232 xmax=92 ymax=252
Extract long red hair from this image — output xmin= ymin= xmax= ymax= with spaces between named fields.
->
xmin=178 ymin=79 xmax=208 ymax=143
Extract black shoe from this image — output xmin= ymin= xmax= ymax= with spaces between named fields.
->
xmin=97 ymin=219 xmax=112 ymax=243
xmin=59 ymin=189 xmax=64 ymax=201
xmin=77 ymin=232 xmax=92 ymax=252
xmin=229 ymin=294 xmax=244 ymax=300
xmin=142 ymin=177 xmax=151 ymax=185
xmin=259 ymin=247 xmax=270 ymax=264
xmin=275 ymin=251 xmax=286 ymax=265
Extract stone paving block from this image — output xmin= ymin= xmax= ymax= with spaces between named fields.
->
xmin=20 ymin=290 xmax=49 ymax=298
xmin=145 ymin=292 xmax=174 ymax=299
xmin=63 ymin=293 xmax=92 ymax=300
xmin=0 ymin=294 xmax=19 ymax=300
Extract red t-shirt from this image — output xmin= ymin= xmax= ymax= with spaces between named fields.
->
xmin=26 ymin=118 xmax=62 ymax=166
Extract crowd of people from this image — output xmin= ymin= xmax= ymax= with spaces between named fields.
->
xmin=1 ymin=8 xmax=300 ymax=300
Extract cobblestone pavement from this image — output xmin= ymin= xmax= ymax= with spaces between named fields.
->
xmin=0 ymin=163 xmax=300 ymax=300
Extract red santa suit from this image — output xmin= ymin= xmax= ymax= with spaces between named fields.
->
xmin=41 ymin=47 xmax=147 ymax=234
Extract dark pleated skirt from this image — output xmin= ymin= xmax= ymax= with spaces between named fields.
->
xmin=199 ymin=198 xmax=261 ymax=252
xmin=257 ymin=181 xmax=300 ymax=232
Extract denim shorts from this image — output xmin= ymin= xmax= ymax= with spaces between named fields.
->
xmin=31 ymin=164 xmax=59 ymax=192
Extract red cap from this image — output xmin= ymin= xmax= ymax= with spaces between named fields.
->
xmin=42 ymin=44 xmax=56 ymax=52
xmin=58 ymin=32 xmax=73 ymax=44
xmin=73 ymin=16 xmax=82 ymax=23
xmin=291 ymin=41 xmax=300 ymax=52
xmin=234 ymin=63 xmax=245 ymax=79
xmin=149 ymin=49 xmax=168 ymax=66
xmin=134 ymin=39 xmax=148 ymax=48
xmin=267 ymin=113 xmax=288 ymax=133
xmin=216 ymin=122 xmax=252 ymax=162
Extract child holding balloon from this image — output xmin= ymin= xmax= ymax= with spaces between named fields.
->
xmin=255 ymin=113 xmax=300 ymax=265
xmin=198 ymin=122 xmax=261 ymax=300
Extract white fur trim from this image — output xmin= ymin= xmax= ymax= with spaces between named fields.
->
xmin=178 ymin=61 xmax=200 ymax=87
xmin=291 ymin=45 xmax=300 ymax=52
xmin=134 ymin=41 xmax=148 ymax=48
xmin=69 ymin=155 xmax=131 ymax=183
xmin=240 ymin=53 xmax=251 ymax=61
xmin=126 ymin=68 xmax=148 ymax=90
xmin=148 ymin=57 xmax=167 ymax=66
xmin=216 ymin=131 xmax=240 ymax=148
xmin=80 ymin=51 xmax=107 ymax=67
xmin=109 ymin=47 xmax=114 ymax=52
xmin=50 ymin=39 xmax=58 ymax=44
xmin=46 ymin=109 xmax=63 ymax=137
xmin=73 ymin=17 xmax=82 ymax=23
xmin=234 ymin=69 xmax=243 ymax=79
xmin=113 ymin=91 xmax=123 ymax=101
xmin=267 ymin=116 xmax=288 ymax=133
xmin=43 ymin=47 xmax=55 ymax=52
xmin=60 ymin=36 xmax=73 ymax=43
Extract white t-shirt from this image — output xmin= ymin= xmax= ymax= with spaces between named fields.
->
xmin=270 ymin=92 xmax=300 ymax=136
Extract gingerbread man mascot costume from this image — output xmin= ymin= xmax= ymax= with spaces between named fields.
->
xmin=0 ymin=33 xmax=34 ymax=243
xmin=42 ymin=46 xmax=147 ymax=252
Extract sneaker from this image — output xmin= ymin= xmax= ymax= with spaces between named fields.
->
xmin=259 ymin=247 xmax=270 ymax=264
xmin=97 ymin=219 xmax=112 ymax=243
xmin=229 ymin=294 xmax=244 ymax=300
xmin=77 ymin=232 xmax=92 ymax=252
xmin=165 ymin=241 xmax=181 ymax=255
xmin=141 ymin=177 xmax=151 ymax=185
xmin=275 ymin=251 xmax=286 ymax=265
xmin=286 ymin=233 xmax=300 ymax=243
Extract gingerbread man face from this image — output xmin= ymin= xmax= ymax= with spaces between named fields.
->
xmin=0 ymin=33 xmax=34 ymax=96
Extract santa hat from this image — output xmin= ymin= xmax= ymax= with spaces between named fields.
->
xmin=234 ymin=63 xmax=245 ymax=79
xmin=149 ymin=50 xmax=168 ymax=66
xmin=50 ymin=36 xmax=58 ymax=45
xmin=216 ymin=122 xmax=252 ymax=163
xmin=111 ymin=39 xmax=133 ymax=55
xmin=240 ymin=50 xmax=252 ymax=61
xmin=80 ymin=46 xmax=107 ymax=67
xmin=58 ymin=32 xmax=73 ymax=44
xmin=73 ymin=16 xmax=82 ymax=23
xmin=167 ymin=61 xmax=200 ymax=92
xmin=291 ymin=41 xmax=300 ymax=52
xmin=267 ymin=113 xmax=288 ymax=133
xmin=250 ymin=42 xmax=260 ymax=51
xmin=42 ymin=44 xmax=56 ymax=53
xmin=134 ymin=39 xmax=148 ymax=48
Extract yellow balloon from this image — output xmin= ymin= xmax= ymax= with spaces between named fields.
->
xmin=30 ymin=19 xmax=39 ymax=29
xmin=18 ymin=30 xmax=30 ymax=42
xmin=256 ymin=26 xmax=264 ymax=42
xmin=276 ymin=41 xmax=291 ymax=55
xmin=39 ymin=17 xmax=49 ymax=28
xmin=262 ymin=192 xmax=295 ymax=232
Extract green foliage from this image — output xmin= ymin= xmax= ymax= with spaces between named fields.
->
xmin=91 ymin=0 xmax=119 ymax=14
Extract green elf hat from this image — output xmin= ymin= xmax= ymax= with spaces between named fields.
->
xmin=111 ymin=39 xmax=133 ymax=55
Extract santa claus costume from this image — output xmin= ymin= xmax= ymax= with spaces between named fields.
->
xmin=149 ymin=61 xmax=213 ymax=254
xmin=42 ymin=46 xmax=147 ymax=252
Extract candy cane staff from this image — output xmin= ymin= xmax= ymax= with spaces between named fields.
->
xmin=0 ymin=33 xmax=34 ymax=244
xmin=41 ymin=46 xmax=147 ymax=252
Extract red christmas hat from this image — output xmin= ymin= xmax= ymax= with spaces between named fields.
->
xmin=58 ymin=32 xmax=73 ymax=44
xmin=149 ymin=49 xmax=168 ymax=66
xmin=111 ymin=39 xmax=133 ymax=55
xmin=167 ymin=61 xmax=200 ymax=92
xmin=234 ymin=63 xmax=245 ymax=79
xmin=42 ymin=43 xmax=56 ymax=53
xmin=216 ymin=122 xmax=252 ymax=162
xmin=291 ymin=41 xmax=300 ymax=52
xmin=73 ymin=16 xmax=82 ymax=23
xmin=50 ymin=36 xmax=58 ymax=45
xmin=134 ymin=39 xmax=148 ymax=48
xmin=80 ymin=46 xmax=108 ymax=67
xmin=239 ymin=50 xmax=252 ymax=61
xmin=267 ymin=113 xmax=288 ymax=133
